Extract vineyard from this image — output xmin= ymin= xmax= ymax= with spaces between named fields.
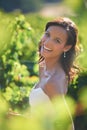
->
xmin=0 ymin=2 xmax=87 ymax=129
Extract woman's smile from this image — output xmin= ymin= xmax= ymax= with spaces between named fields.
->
xmin=43 ymin=45 xmax=52 ymax=51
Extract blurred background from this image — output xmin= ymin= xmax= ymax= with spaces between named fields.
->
xmin=0 ymin=0 xmax=87 ymax=130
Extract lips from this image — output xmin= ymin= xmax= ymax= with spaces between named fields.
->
xmin=43 ymin=46 xmax=52 ymax=51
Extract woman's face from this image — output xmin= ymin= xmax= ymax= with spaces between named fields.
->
xmin=40 ymin=25 xmax=69 ymax=60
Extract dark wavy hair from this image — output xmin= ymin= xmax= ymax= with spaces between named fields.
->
xmin=39 ymin=17 xmax=79 ymax=83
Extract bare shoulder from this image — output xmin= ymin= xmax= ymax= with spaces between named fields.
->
xmin=44 ymin=73 xmax=68 ymax=100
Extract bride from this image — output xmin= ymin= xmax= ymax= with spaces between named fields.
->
xmin=29 ymin=17 xmax=79 ymax=130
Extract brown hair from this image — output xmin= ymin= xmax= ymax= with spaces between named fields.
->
xmin=39 ymin=17 xmax=79 ymax=83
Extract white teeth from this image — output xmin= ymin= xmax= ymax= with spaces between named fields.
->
xmin=44 ymin=46 xmax=52 ymax=51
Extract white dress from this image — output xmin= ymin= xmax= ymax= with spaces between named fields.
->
xmin=29 ymin=86 xmax=75 ymax=130
xmin=29 ymin=86 xmax=52 ymax=107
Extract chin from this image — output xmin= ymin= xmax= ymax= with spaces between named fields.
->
xmin=41 ymin=54 xmax=52 ymax=59
xmin=40 ymin=49 xmax=52 ymax=59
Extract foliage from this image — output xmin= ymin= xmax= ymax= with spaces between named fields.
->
xmin=63 ymin=0 xmax=87 ymax=13
xmin=0 ymin=12 xmax=14 ymax=55
xmin=68 ymin=70 xmax=87 ymax=100
xmin=0 ymin=14 xmax=38 ymax=110
xmin=0 ymin=94 xmax=76 ymax=130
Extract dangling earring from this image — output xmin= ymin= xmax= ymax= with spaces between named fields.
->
xmin=64 ymin=52 xmax=66 ymax=58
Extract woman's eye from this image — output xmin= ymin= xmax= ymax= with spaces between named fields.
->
xmin=55 ymin=39 xmax=60 ymax=43
xmin=45 ymin=32 xmax=50 ymax=37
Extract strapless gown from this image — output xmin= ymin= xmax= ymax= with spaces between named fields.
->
xmin=29 ymin=87 xmax=52 ymax=107
xmin=29 ymin=86 xmax=75 ymax=130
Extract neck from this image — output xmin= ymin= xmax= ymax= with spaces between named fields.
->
xmin=39 ymin=57 xmax=63 ymax=79
xmin=44 ymin=57 xmax=61 ymax=72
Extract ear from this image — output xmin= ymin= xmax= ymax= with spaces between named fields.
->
xmin=64 ymin=45 xmax=72 ymax=52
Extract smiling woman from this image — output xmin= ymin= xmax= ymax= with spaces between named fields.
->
xmin=29 ymin=17 xmax=79 ymax=130
xmin=40 ymin=26 xmax=69 ymax=60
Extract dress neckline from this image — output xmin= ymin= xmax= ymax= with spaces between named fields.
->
xmin=32 ymin=85 xmax=50 ymax=99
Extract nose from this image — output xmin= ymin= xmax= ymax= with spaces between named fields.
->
xmin=42 ymin=37 xmax=51 ymax=46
